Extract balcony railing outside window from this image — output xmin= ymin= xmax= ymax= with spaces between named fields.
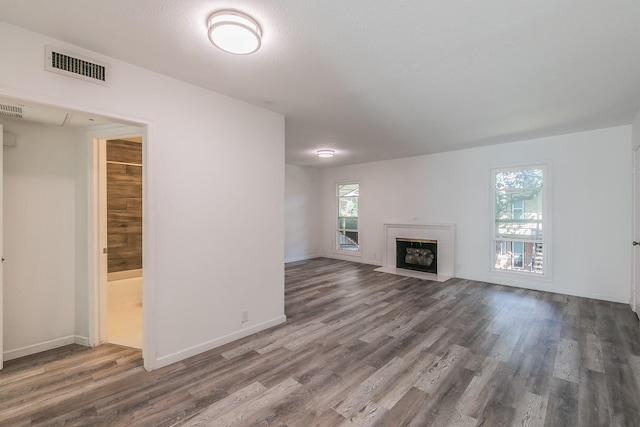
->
xmin=337 ymin=183 xmax=359 ymax=252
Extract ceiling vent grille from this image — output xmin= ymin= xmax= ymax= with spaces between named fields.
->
xmin=0 ymin=104 xmax=23 ymax=119
xmin=45 ymin=46 xmax=111 ymax=86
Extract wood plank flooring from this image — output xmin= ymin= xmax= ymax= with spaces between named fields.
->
xmin=1 ymin=257 xmax=640 ymax=426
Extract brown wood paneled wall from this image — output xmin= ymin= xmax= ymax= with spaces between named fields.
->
xmin=107 ymin=139 xmax=142 ymax=273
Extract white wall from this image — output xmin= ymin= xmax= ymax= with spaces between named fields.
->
xmin=0 ymin=23 xmax=285 ymax=369
xmin=320 ymin=126 xmax=632 ymax=303
xmin=285 ymin=165 xmax=322 ymax=262
xmin=633 ymin=110 xmax=640 ymax=151
xmin=2 ymin=119 xmax=82 ymax=359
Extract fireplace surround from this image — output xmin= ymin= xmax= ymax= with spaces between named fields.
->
xmin=375 ymin=223 xmax=454 ymax=282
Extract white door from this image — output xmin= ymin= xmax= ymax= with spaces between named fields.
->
xmin=0 ymin=125 xmax=4 ymax=370
xmin=634 ymin=146 xmax=640 ymax=315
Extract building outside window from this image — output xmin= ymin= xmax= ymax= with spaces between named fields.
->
xmin=511 ymin=241 xmax=524 ymax=269
xmin=492 ymin=166 xmax=547 ymax=275
xmin=337 ymin=183 xmax=359 ymax=253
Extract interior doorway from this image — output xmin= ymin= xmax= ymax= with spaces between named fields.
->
xmin=0 ymin=94 xmax=151 ymax=370
xmin=101 ymin=137 xmax=143 ymax=349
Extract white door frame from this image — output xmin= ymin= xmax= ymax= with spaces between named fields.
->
xmin=98 ymin=138 xmax=108 ymax=343
xmin=87 ymin=126 xmax=145 ymax=350
xmin=0 ymin=90 xmax=156 ymax=370
xmin=88 ymin=123 xmax=156 ymax=371
xmin=633 ymin=146 xmax=640 ymax=315
xmin=0 ymin=124 xmax=4 ymax=370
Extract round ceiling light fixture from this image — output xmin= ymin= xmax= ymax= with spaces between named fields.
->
xmin=207 ymin=10 xmax=262 ymax=55
xmin=317 ymin=149 xmax=335 ymax=158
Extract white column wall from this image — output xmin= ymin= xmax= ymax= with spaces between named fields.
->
xmin=285 ymin=165 xmax=322 ymax=262
xmin=0 ymin=23 xmax=285 ymax=369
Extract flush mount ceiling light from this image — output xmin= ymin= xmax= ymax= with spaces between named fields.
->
xmin=317 ymin=149 xmax=335 ymax=158
xmin=207 ymin=10 xmax=262 ymax=55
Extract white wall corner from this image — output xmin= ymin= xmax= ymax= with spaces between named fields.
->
xmin=74 ymin=335 xmax=90 ymax=347
xmin=153 ymin=315 xmax=287 ymax=370
xmin=285 ymin=254 xmax=322 ymax=264
xmin=324 ymin=253 xmax=382 ymax=266
xmin=4 ymin=335 xmax=76 ymax=361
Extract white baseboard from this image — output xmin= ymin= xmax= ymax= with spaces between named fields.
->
xmin=285 ymin=254 xmax=321 ymax=263
xmin=285 ymin=253 xmax=382 ymax=267
xmin=458 ymin=273 xmax=629 ymax=304
xmin=74 ymin=335 xmax=90 ymax=347
xmin=324 ymin=253 xmax=382 ymax=267
xmin=317 ymin=256 xmax=628 ymax=304
xmin=152 ymin=315 xmax=287 ymax=370
xmin=4 ymin=335 xmax=78 ymax=361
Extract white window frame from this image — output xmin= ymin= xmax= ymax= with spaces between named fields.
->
xmin=491 ymin=163 xmax=551 ymax=279
xmin=335 ymin=181 xmax=361 ymax=256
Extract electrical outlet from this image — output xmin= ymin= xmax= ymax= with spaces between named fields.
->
xmin=241 ymin=310 xmax=249 ymax=323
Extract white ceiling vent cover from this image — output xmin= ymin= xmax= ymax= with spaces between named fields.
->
xmin=0 ymin=104 xmax=22 ymax=119
xmin=45 ymin=46 xmax=111 ymax=86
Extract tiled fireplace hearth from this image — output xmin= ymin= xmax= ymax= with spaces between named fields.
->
xmin=375 ymin=223 xmax=454 ymax=282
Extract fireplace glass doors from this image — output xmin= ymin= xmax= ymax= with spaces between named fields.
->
xmin=396 ymin=238 xmax=437 ymax=274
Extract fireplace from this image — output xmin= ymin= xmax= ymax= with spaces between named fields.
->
xmin=375 ymin=223 xmax=453 ymax=282
xmin=396 ymin=238 xmax=437 ymax=274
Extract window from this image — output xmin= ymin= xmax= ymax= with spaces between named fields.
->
xmin=337 ymin=183 xmax=359 ymax=253
xmin=492 ymin=166 xmax=547 ymax=275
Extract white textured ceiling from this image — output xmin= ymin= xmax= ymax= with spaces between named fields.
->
xmin=1 ymin=0 xmax=639 ymax=167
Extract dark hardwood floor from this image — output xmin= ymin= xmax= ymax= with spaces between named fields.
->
xmin=1 ymin=257 xmax=640 ymax=426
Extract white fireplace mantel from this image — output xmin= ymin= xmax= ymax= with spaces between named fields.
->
xmin=375 ymin=223 xmax=455 ymax=282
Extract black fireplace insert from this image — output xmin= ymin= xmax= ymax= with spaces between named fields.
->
xmin=396 ymin=238 xmax=437 ymax=274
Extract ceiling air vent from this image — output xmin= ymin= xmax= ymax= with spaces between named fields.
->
xmin=0 ymin=103 xmax=22 ymax=119
xmin=45 ymin=46 xmax=111 ymax=86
